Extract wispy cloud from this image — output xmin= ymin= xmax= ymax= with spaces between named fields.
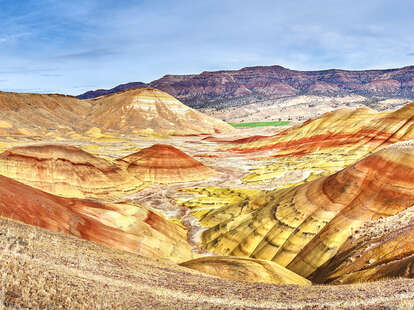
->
xmin=53 ymin=48 xmax=118 ymax=60
xmin=0 ymin=0 xmax=414 ymax=94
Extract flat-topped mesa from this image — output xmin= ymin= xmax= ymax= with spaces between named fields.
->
xmin=180 ymin=256 xmax=311 ymax=285
xmin=0 ymin=144 xmax=141 ymax=198
xmin=0 ymin=174 xmax=193 ymax=262
xmin=87 ymin=88 xmax=234 ymax=135
xmin=119 ymin=144 xmax=216 ymax=184
xmin=200 ymin=142 xmax=414 ymax=281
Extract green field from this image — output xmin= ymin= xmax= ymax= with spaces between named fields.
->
xmin=229 ymin=121 xmax=290 ymax=128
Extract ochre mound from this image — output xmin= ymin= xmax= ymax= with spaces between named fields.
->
xmin=0 ymin=144 xmax=141 ymax=198
xmin=180 ymin=256 xmax=311 ymax=285
xmin=120 ymin=144 xmax=216 ymax=184
xmin=0 ymin=91 xmax=90 ymax=137
xmin=87 ymin=88 xmax=234 ymax=135
xmin=200 ymin=142 xmax=414 ymax=280
xmin=0 ymin=174 xmax=193 ymax=262
xmin=0 ymin=89 xmax=233 ymax=138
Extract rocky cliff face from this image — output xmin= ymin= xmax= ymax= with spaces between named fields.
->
xmin=78 ymin=65 xmax=414 ymax=108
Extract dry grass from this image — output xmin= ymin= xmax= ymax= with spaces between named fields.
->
xmin=1 ymin=217 xmax=414 ymax=309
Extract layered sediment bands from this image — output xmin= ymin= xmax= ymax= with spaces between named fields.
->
xmin=87 ymin=88 xmax=234 ymax=135
xmin=0 ymin=144 xmax=141 ymax=198
xmin=0 ymin=88 xmax=232 ymax=138
xmin=227 ymin=102 xmax=414 ymax=185
xmin=201 ymin=144 xmax=414 ymax=279
xmin=120 ymin=144 xmax=216 ymax=184
xmin=180 ymin=256 xmax=311 ymax=285
xmin=227 ymin=103 xmax=414 ymax=157
xmin=0 ymin=175 xmax=193 ymax=262
xmin=311 ymin=143 xmax=414 ymax=283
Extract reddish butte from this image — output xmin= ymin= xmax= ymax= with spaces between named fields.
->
xmin=120 ymin=144 xmax=216 ymax=183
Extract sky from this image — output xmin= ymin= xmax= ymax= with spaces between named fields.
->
xmin=0 ymin=0 xmax=414 ymax=95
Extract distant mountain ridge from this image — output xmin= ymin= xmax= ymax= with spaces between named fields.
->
xmin=77 ymin=65 xmax=414 ymax=108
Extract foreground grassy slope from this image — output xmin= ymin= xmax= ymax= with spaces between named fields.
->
xmin=1 ymin=217 xmax=414 ymax=309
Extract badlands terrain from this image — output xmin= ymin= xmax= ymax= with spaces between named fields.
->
xmin=2 ymin=87 xmax=414 ymax=309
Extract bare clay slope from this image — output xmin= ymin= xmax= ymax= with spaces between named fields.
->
xmin=0 ymin=88 xmax=233 ymax=137
xmin=0 ymin=144 xmax=141 ymax=198
xmin=0 ymin=174 xmax=193 ymax=262
xmin=87 ymin=88 xmax=234 ymax=135
xmin=0 ymin=91 xmax=91 ymax=137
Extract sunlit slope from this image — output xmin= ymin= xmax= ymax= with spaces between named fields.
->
xmin=119 ymin=144 xmax=216 ymax=184
xmin=228 ymin=104 xmax=414 ymax=155
xmin=87 ymin=88 xmax=234 ymax=135
xmin=0 ymin=144 xmax=142 ymax=198
xmin=313 ymin=206 xmax=414 ymax=284
xmin=0 ymin=88 xmax=233 ymax=138
xmin=0 ymin=91 xmax=91 ymax=137
xmin=224 ymin=103 xmax=414 ymax=184
xmin=180 ymin=256 xmax=311 ymax=285
xmin=312 ymin=142 xmax=414 ymax=284
xmin=201 ymin=142 xmax=414 ymax=280
xmin=0 ymin=174 xmax=193 ymax=262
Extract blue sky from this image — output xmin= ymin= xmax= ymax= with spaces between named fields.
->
xmin=0 ymin=0 xmax=413 ymax=95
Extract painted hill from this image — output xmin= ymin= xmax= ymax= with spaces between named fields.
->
xmin=215 ymin=101 xmax=414 ymax=186
xmin=199 ymin=143 xmax=414 ymax=281
xmin=77 ymin=65 xmax=414 ymax=108
xmin=0 ymin=144 xmax=141 ymax=198
xmin=312 ymin=141 xmax=414 ymax=284
xmin=0 ymin=174 xmax=193 ymax=262
xmin=120 ymin=144 xmax=216 ymax=184
xmin=86 ymin=88 xmax=234 ymax=135
xmin=0 ymin=88 xmax=233 ymax=137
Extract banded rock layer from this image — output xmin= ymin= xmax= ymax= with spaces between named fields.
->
xmin=0 ymin=88 xmax=233 ymax=137
xmin=0 ymin=144 xmax=141 ymax=198
xmin=87 ymin=88 xmax=234 ymax=135
xmin=201 ymin=143 xmax=414 ymax=280
xmin=0 ymin=174 xmax=193 ymax=262
xmin=120 ymin=144 xmax=216 ymax=184
xmin=227 ymin=103 xmax=414 ymax=158
xmin=312 ymin=142 xmax=414 ymax=284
